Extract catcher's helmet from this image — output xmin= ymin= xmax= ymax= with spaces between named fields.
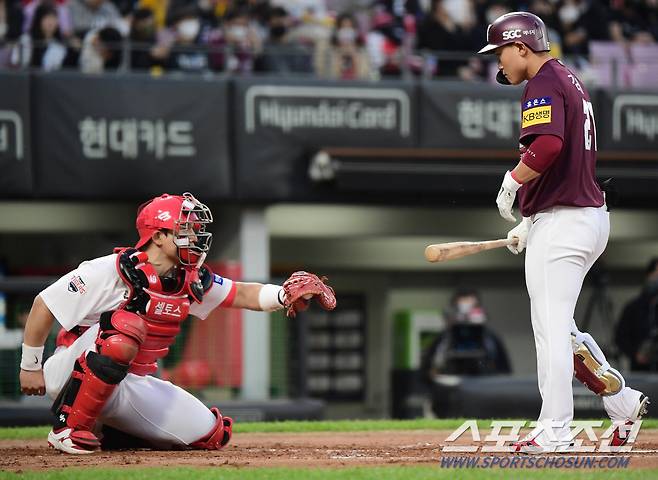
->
xmin=478 ymin=11 xmax=550 ymax=55
xmin=135 ymin=192 xmax=213 ymax=265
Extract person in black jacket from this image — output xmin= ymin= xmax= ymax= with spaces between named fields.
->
xmin=421 ymin=288 xmax=511 ymax=380
xmin=616 ymin=258 xmax=658 ymax=371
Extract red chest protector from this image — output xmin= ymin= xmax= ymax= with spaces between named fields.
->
xmin=114 ymin=248 xmax=197 ymax=376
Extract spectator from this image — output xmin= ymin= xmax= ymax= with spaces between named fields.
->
xmin=254 ymin=6 xmax=312 ymax=74
xmin=269 ymin=0 xmax=327 ymax=23
xmin=128 ymin=7 xmax=162 ymax=70
xmin=420 ymin=288 xmax=511 ymax=379
xmin=615 ymin=258 xmax=658 ymax=371
xmin=237 ymin=0 xmax=269 ymax=25
xmin=609 ymin=0 xmax=657 ymax=44
xmin=79 ymin=24 xmax=122 ymax=72
xmin=314 ymin=12 xmax=370 ymax=79
xmin=137 ymin=0 xmax=169 ymax=29
xmin=196 ymin=0 xmax=221 ymax=31
xmin=11 ymin=3 xmax=77 ymax=70
xmin=366 ymin=2 xmax=420 ymax=77
xmin=22 ymin=0 xmax=73 ymax=38
xmin=0 ymin=0 xmax=24 ymax=67
xmin=220 ymin=6 xmax=261 ymax=73
xmin=162 ymin=6 xmax=212 ymax=73
xmin=416 ymin=0 xmax=477 ymax=78
xmin=69 ymin=0 xmax=122 ymax=39
xmin=557 ymin=0 xmax=610 ymax=57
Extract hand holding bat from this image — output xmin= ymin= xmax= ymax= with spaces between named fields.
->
xmin=424 ymin=238 xmax=518 ymax=263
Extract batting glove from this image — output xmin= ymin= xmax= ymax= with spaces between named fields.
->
xmin=506 ymin=217 xmax=531 ymax=254
xmin=496 ymin=170 xmax=523 ymax=222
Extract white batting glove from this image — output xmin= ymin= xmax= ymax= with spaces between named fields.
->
xmin=496 ymin=170 xmax=522 ymax=222
xmin=506 ymin=217 xmax=531 ymax=254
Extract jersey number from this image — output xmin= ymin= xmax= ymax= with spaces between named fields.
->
xmin=582 ymin=99 xmax=597 ymax=151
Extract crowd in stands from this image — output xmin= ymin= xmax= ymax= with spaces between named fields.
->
xmin=0 ymin=0 xmax=657 ymax=83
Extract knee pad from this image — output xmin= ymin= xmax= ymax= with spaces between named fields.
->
xmin=189 ymin=407 xmax=233 ymax=450
xmin=572 ymin=334 xmax=624 ymax=396
xmin=98 ymin=310 xmax=147 ymax=364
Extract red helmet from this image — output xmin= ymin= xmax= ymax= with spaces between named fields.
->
xmin=477 ymin=11 xmax=550 ymax=55
xmin=135 ymin=192 xmax=213 ymax=265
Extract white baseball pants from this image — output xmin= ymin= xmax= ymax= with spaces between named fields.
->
xmin=43 ymin=324 xmax=216 ymax=448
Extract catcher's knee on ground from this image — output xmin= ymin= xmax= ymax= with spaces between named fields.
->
xmin=189 ymin=407 xmax=233 ymax=450
xmin=572 ymin=333 xmax=623 ymax=396
xmin=52 ymin=311 xmax=147 ymax=431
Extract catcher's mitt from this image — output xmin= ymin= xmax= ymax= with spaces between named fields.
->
xmin=282 ymin=271 xmax=336 ymax=318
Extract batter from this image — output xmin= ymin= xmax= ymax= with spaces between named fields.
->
xmin=478 ymin=12 xmax=649 ymax=453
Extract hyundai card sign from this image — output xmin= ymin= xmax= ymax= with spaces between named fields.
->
xmin=0 ymin=110 xmax=24 ymax=161
xmin=612 ymin=94 xmax=658 ymax=144
xmin=244 ymin=85 xmax=411 ymax=137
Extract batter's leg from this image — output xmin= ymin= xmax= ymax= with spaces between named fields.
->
xmin=524 ymin=207 xmax=608 ymax=445
xmin=570 ymin=321 xmax=649 ymax=445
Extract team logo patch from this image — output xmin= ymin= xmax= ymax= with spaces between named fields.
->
xmin=522 ymin=96 xmax=552 ymax=128
xmin=67 ymin=275 xmax=87 ymax=294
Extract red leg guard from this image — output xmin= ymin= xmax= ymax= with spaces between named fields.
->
xmin=573 ymin=353 xmax=606 ymax=395
xmin=53 ymin=312 xmax=146 ymax=434
xmin=189 ymin=407 xmax=233 ymax=450
xmin=64 ymin=354 xmax=122 ymax=431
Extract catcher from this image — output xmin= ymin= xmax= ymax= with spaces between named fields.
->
xmin=18 ymin=192 xmax=336 ymax=454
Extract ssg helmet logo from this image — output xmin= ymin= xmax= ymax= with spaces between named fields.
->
xmin=502 ymin=29 xmax=522 ymax=40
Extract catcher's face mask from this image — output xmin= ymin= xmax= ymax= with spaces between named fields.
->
xmin=173 ymin=192 xmax=213 ymax=266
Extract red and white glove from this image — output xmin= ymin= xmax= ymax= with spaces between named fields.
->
xmin=282 ymin=271 xmax=336 ymax=318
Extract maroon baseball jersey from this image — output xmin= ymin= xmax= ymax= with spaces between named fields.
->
xmin=517 ymin=59 xmax=604 ymax=217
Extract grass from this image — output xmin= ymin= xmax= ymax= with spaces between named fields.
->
xmin=2 ymin=418 xmax=658 ymax=440
xmin=0 ymin=467 xmax=656 ymax=480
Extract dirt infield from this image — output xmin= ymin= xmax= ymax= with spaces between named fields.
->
xmin=3 ymin=430 xmax=658 ymax=471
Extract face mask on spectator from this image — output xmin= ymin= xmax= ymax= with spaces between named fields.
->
xmin=442 ymin=0 xmax=470 ymax=26
xmin=178 ymin=19 xmax=200 ymax=40
xmin=228 ymin=25 xmax=248 ymax=41
xmin=457 ymin=299 xmax=477 ymax=315
xmin=337 ymin=27 xmax=357 ymax=44
xmin=558 ymin=4 xmax=580 ymax=24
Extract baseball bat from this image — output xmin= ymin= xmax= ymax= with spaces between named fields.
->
xmin=424 ymin=238 xmax=517 ymax=263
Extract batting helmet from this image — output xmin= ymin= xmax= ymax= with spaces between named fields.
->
xmin=135 ymin=192 xmax=213 ymax=265
xmin=477 ymin=11 xmax=550 ymax=55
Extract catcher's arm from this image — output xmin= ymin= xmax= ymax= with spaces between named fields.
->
xmin=229 ymin=282 xmax=279 ymax=311
xmin=228 ymin=272 xmax=336 ymax=318
xmin=20 ymin=295 xmax=55 ymax=396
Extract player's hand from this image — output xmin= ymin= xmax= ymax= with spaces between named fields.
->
xmin=20 ymin=369 xmax=46 ymax=396
xmin=282 ymin=271 xmax=336 ymax=318
xmin=506 ymin=217 xmax=531 ymax=254
xmin=496 ymin=170 xmax=522 ymax=222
